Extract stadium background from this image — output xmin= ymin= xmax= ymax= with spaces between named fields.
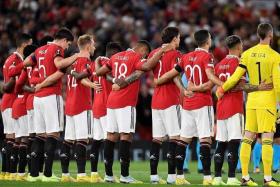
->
xmin=0 ymin=0 xmax=280 ymax=163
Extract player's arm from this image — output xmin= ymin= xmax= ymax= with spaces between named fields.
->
xmin=22 ymin=84 xmax=35 ymax=93
xmin=205 ymin=68 xmax=224 ymax=86
xmin=172 ymin=75 xmax=185 ymax=92
xmin=231 ymin=81 xmax=273 ymax=93
xmin=111 ymin=70 xmax=145 ymax=91
xmin=155 ymin=68 xmax=180 ymax=86
xmin=1 ymin=78 xmax=16 ymax=93
xmin=95 ymin=57 xmax=111 ymax=76
xmin=187 ymin=80 xmax=214 ymax=92
xmin=80 ymin=78 xmax=102 ymax=91
xmin=8 ymin=63 xmax=24 ymax=78
xmin=64 ymin=65 xmax=90 ymax=81
xmin=141 ymin=43 xmax=175 ymax=71
xmin=54 ymin=51 xmax=90 ymax=70
xmin=35 ymin=71 xmax=64 ymax=92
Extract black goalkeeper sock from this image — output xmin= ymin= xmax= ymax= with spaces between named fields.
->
xmin=75 ymin=141 xmax=87 ymax=174
xmin=1 ymin=140 xmax=7 ymax=173
xmin=119 ymin=140 xmax=131 ymax=177
xmin=60 ymin=141 xmax=72 ymax=174
xmin=104 ymin=140 xmax=115 ymax=176
xmin=228 ymin=140 xmax=240 ymax=178
xmin=30 ymin=137 xmax=45 ymax=177
xmin=90 ymin=140 xmax=102 ymax=172
xmin=176 ymin=140 xmax=188 ymax=175
xmin=10 ymin=142 xmax=19 ymax=174
xmin=18 ymin=143 xmax=28 ymax=173
xmin=214 ymin=141 xmax=227 ymax=177
xmin=150 ymin=139 xmax=161 ymax=175
xmin=200 ymin=142 xmax=211 ymax=176
xmin=167 ymin=140 xmax=177 ymax=175
xmin=43 ymin=137 xmax=57 ymax=177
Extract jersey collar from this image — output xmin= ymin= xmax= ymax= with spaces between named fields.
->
xmin=13 ymin=51 xmax=24 ymax=61
xmin=226 ymin=54 xmax=239 ymax=60
xmin=195 ymin=47 xmax=209 ymax=53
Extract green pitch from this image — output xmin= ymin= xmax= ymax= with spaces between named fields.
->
xmin=0 ymin=160 xmax=276 ymax=186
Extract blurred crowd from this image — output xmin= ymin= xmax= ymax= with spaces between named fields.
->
xmin=1 ymin=0 xmax=280 ymax=140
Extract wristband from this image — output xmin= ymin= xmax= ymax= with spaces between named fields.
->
xmin=112 ymin=78 xmax=116 ymax=84
xmin=70 ymin=70 xmax=74 ymax=76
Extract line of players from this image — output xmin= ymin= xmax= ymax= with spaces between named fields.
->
xmin=0 ymin=23 xmax=279 ymax=186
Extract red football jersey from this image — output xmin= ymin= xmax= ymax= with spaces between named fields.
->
xmin=12 ymin=70 xmax=28 ymax=119
xmin=65 ymin=57 xmax=92 ymax=116
xmin=31 ymin=43 xmax=64 ymax=97
xmin=177 ymin=48 xmax=214 ymax=110
xmin=91 ymin=57 xmax=112 ymax=118
xmin=215 ymin=55 xmax=244 ymax=120
xmin=1 ymin=52 xmax=23 ymax=111
xmin=26 ymin=66 xmax=42 ymax=110
xmin=106 ymin=49 xmax=144 ymax=108
xmin=150 ymin=48 xmax=181 ymax=109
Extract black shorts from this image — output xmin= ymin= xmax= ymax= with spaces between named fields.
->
xmin=274 ymin=123 xmax=280 ymax=139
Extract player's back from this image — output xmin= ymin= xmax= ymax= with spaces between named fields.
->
xmin=181 ymin=49 xmax=213 ymax=110
xmin=92 ymin=57 xmax=112 ymax=118
xmin=1 ymin=53 xmax=23 ymax=111
xmin=215 ymin=55 xmax=244 ymax=119
xmin=106 ymin=49 xmax=142 ymax=109
xmin=241 ymin=44 xmax=278 ymax=109
xmin=65 ymin=57 xmax=92 ymax=116
xmin=34 ymin=43 xmax=64 ymax=97
xmin=151 ymin=48 xmax=180 ymax=109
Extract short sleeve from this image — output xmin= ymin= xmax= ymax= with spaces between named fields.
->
xmin=105 ymin=58 xmax=112 ymax=69
xmin=31 ymin=54 xmax=37 ymax=65
xmin=135 ymin=58 xmax=147 ymax=70
xmin=204 ymin=54 xmax=214 ymax=70
xmin=54 ymin=47 xmax=64 ymax=58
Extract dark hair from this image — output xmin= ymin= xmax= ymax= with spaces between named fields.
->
xmin=194 ymin=29 xmax=210 ymax=47
xmin=137 ymin=40 xmax=151 ymax=53
xmin=106 ymin=42 xmax=122 ymax=52
xmin=54 ymin=27 xmax=74 ymax=42
xmin=225 ymin=35 xmax=242 ymax=49
xmin=16 ymin=33 xmax=32 ymax=47
xmin=39 ymin=35 xmax=54 ymax=46
xmin=257 ymin=23 xmax=273 ymax=40
xmin=23 ymin=44 xmax=38 ymax=58
xmin=161 ymin=27 xmax=179 ymax=43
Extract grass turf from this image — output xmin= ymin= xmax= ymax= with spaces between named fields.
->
xmin=0 ymin=160 xmax=276 ymax=186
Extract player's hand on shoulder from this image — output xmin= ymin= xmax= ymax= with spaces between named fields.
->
xmin=161 ymin=42 xmax=176 ymax=53
xmin=34 ymin=83 xmax=42 ymax=92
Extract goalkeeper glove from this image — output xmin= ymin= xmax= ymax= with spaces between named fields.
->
xmin=216 ymin=86 xmax=225 ymax=100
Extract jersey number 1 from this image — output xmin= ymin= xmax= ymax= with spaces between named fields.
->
xmin=256 ymin=62 xmax=261 ymax=84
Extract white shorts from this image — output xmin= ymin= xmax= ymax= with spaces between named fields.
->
xmin=65 ymin=110 xmax=93 ymax=140
xmin=15 ymin=115 xmax=29 ymax=138
xmin=181 ymin=106 xmax=214 ymax=139
xmin=216 ymin=113 xmax=244 ymax=142
xmin=152 ymin=105 xmax=181 ymax=138
xmin=93 ymin=116 xmax=107 ymax=140
xmin=34 ymin=95 xmax=64 ymax=134
xmin=106 ymin=106 xmax=136 ymax=133
xmin=2 ymin=108 xmax=15 ymax=134
xmin=27 ymin=110 xmax=35 ymax=134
